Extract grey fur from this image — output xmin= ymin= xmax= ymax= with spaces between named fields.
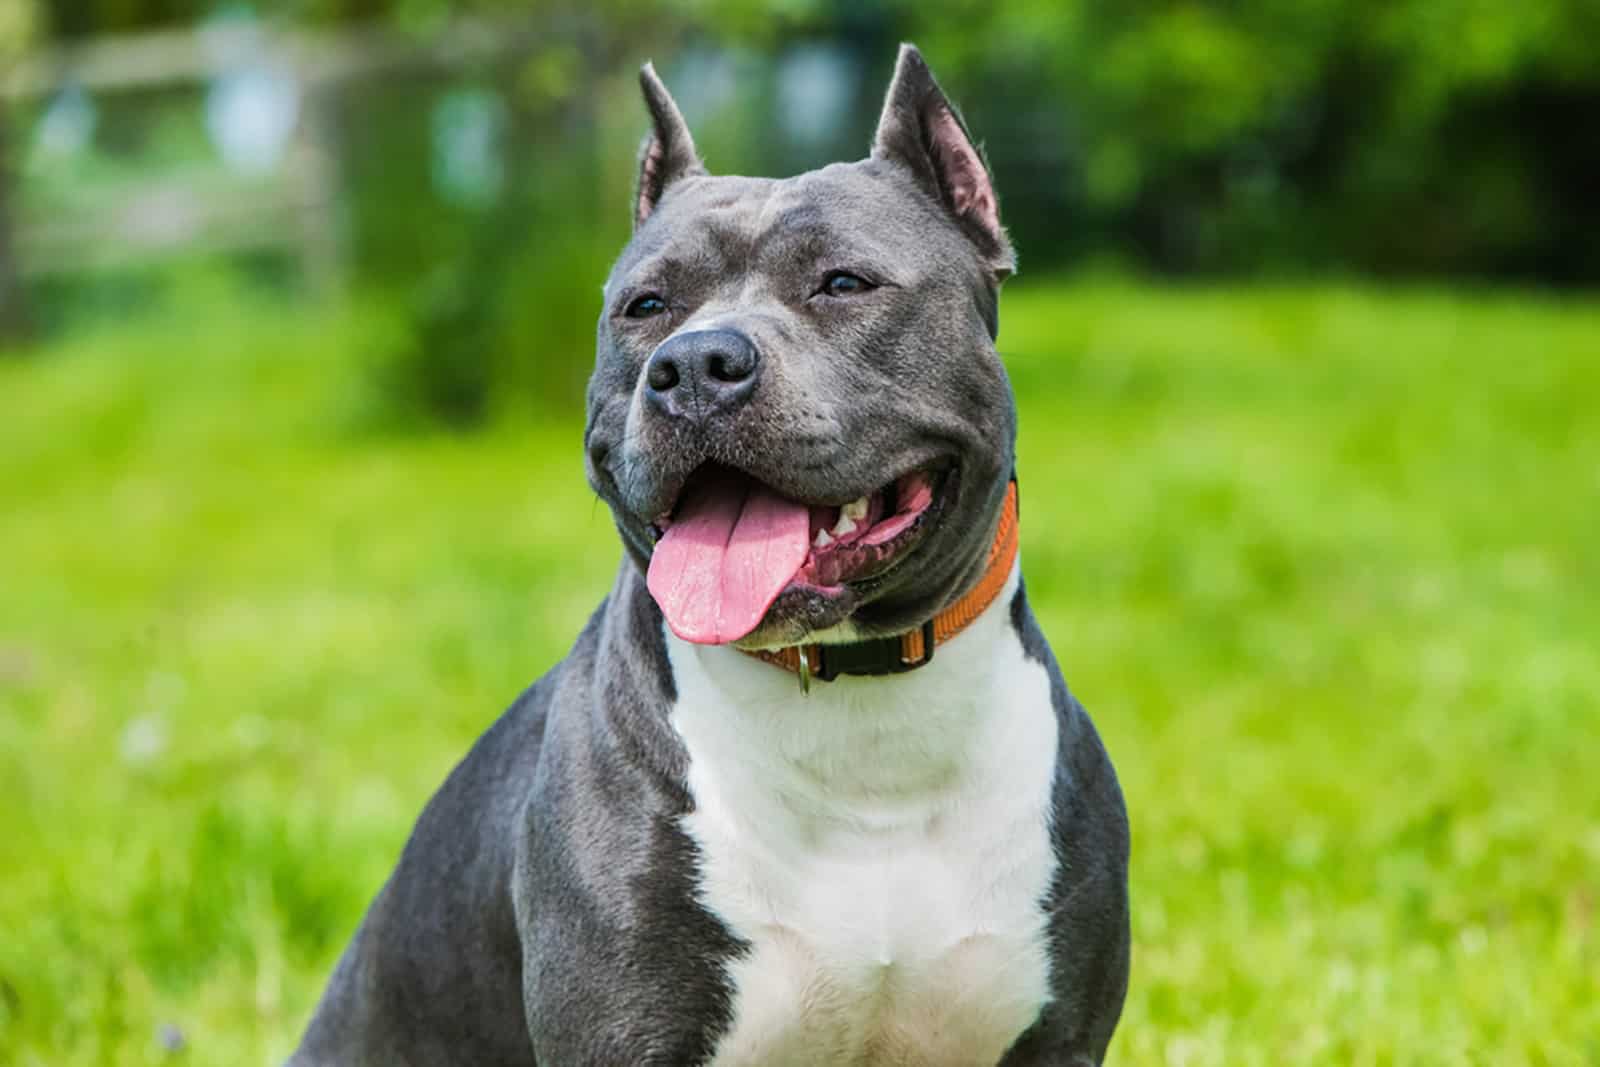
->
xmin=292 ymin=44 xmax=1128 ymax=1065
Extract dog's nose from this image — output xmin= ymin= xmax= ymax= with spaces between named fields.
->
xmin=644 ymin=329 xmax=760 ymax=420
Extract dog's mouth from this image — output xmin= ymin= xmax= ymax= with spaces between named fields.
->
xmin=644 ymin=461 xmax=952 ymax=645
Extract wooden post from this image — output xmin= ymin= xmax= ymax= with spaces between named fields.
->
xmin=0 ymin=107 xmax=29 ymax=346
xmin=293 ymin=77 xmax=344 ymax=300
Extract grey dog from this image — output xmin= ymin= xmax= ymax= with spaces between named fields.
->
xmin=291 ymin=44 xmax=1129 ymax=1066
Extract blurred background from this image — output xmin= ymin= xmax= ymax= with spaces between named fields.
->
xmin=1 ymin=0 xmax=1596 ymax=1064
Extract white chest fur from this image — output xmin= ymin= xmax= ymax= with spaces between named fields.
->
xmin=665 ymin=567 xmax=1060 ymax=1067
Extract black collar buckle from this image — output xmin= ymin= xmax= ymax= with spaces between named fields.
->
xmin=812 ymin=618 xmax=936 ymax=683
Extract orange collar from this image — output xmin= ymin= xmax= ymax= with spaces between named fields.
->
xmin=745 ymin=481 xmax=1019 ymax=689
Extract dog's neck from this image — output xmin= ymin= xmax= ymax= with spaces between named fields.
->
xmin=663 ymin=562 xmax=1027 ymax=825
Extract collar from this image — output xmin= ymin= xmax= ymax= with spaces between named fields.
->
xmin=744 ymin=480 xmax=1019 ymax=690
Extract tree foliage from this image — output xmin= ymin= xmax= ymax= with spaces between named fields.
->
xmin=909 ymin=0 xmax=1600 ymax=277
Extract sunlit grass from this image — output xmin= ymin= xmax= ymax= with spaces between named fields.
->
xmin=1 ymin=278 xmax=1596 ymax=1064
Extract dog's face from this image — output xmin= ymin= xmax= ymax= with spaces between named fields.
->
xmin=585 ymin=46 xmax=1017 ymax=649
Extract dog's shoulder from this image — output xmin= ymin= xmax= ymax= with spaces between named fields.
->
xmin=291 ymin=658 xmax=563 ymax=1066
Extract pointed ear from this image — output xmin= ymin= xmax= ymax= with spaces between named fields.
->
xmin=635 ymin=62 xmax=706 ymax=230
xmin=872 ymin=44 xmax=1014 ymax=280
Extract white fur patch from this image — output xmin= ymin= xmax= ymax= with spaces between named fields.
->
xmin=666 ymin=564 xmax=1059 ymax=1066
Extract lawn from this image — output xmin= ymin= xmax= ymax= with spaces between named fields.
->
xmin=1 ymin=278 xmax=1597 ymax=1065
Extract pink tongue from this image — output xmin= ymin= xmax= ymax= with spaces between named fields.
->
xmin=646 ymin=471 xmax=812 ymax=644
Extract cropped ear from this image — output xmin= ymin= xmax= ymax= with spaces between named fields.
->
xmin=872 ymin=44 xmax=1014 ymax=280
xmin=635 ymin=62 xmax=706 ymax=229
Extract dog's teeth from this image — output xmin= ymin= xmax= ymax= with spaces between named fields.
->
xmin=842 ymin=496 xmax=869 ymax=522
xmin=832 ymin=514 xmax=857 ymax=537
xmin=813 ymin=528 xmax=834 ymax=549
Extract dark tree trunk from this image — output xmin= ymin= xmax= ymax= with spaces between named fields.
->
xmin=0 ymin=111 xmax=30 ymax=346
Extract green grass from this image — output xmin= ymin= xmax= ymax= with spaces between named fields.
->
xmin=2 ymin=278 xmax=1597 ymax=1065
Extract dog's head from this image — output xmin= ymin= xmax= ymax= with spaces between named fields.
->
xmin=585 ymin=45 xmax=1017 ymax=649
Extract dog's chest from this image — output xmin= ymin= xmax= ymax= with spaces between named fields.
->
xmin=688 ymin=796 xmax=1056 ymax=1067
xmin=665 ymin=601 xmax=1059 ymax=1067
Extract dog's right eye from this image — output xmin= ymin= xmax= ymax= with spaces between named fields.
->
xmin=820 ymin=272 xmax=873 ymax=297
xmin=625 ymin=294 xmax=668 ymax=319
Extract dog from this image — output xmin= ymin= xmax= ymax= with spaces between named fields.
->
xmin=291 ymin=44 xmax=1129 ymax=1066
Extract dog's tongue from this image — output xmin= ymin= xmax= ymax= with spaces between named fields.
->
xmin=647 ymin=470 xmax=812 ymax=645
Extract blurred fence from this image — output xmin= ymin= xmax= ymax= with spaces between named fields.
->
xmin=0 ymin=17 xmax=564 ymax=332
xmin=7 ymin=29 xmax=335 ymax=290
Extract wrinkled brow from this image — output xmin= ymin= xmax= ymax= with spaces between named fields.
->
xmin=755 ymin=204 xmax=900 ymax=275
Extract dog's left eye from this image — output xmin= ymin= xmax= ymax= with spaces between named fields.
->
xmin=625 ymin=294 xmax=668 ymax=318
xmin=820 ymin=272 xmax=873 ymax=297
